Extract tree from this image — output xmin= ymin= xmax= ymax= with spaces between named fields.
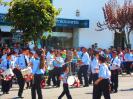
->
xmin=0 ymin=0 xmax=9 ymax=6
xmin=97 ymin=0 xmax=133 ymax=49
xmin=0 ymin=0 xmax=3 ymax=4
xmin=7 ymin=0 xmax=59 ymax=48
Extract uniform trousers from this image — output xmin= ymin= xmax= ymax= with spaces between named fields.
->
xmin=31 ymin=74 xmax=43 ymax=99
xmin=1 ymin=79 xmax=11 ymax=93
xmin=111 ymin=69 xmax=118 ymax=92
xmin=125 ymin=61 xmax=132 ymax=74
xmin=53 ymin=67 xmax=62 ymax=87
xmin=88 ymin=72 xmax=93 ymax=84
xmin=47 ymin=69 xmax=56 ymax=86
xmin=58 ymin=84 xmax=72 ymax=99
xmin=93 ymin=79 xmax=111 ymax=99
xmin=71 ymin=62 xmax=76 ymax=74
xmin=78 ymin=65 xmax=89 ymax=86
xmin=13 ymin=68 xmax=25 ymax=97
xmin=92 ymin=73 xmax=99 ymax=83
xmin=92 ymin=73 xmax=99 ymax=99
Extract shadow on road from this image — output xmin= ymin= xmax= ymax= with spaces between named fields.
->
xmin=85 ymin=92 xmax=92 ymax=94
xmin=119 ymin=88 xmax=133 ymax=91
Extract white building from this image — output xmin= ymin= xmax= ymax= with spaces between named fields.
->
xmin=0 ymin=0 xmax=133 ymax=49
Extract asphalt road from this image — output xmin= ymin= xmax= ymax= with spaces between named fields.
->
xmin=0 ymin=75 xmax=133 ymax=99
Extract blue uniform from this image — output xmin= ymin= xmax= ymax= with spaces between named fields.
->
xmin=93 ymin=63 xmax=111 ymax=99
xmin=99 ymin=63 xmax=111 ymax=79
xmin=31 ymin=58 xmax=44 ymax=99
xmin=81 ymin=52 xmax=90 ymax=65
xmin=15 ymin=54 xmax=27 ymax=69
xmin=53 ymin=57 xmax=64 ymax=68
xmin=0 ymin=59 xmax=11 ymax=70
xmin=31 ymin=58 xmax=44 ymax=75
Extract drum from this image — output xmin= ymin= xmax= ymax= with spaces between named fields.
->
xmin=21 ymin=67 xmax=33 ymax=81
xmin=73 ymin=77 xmax=80 ymax=87
xmin=1 ymin=68 xmax=14 ymax=81
xmin=2 ymin=68 xmax=14 ymax=77
xmin=21 ymin=67 xmax=32 ymax=77
xmin=41 ymin=79 xmax=45 ymax=88
xmin=0 ymin=69 xmax=4 ymax=75
xmin=24 ymin=74 xmax=33 ymax=82
xmin=67 ymin=76 xmax=76 ymax=86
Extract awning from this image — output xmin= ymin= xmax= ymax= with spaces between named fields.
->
xmin=0 ymin=13 xmax=89 ymax=28
xmin=56 ymin=18 xmax=89 ymax=28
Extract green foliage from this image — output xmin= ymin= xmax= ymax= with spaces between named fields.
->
xmin=0 ymin=0 xmax=3 ymax=4
xmin=7 ymin=0 xmax=59 ymax=47
xmin=0 ymin=0 xmax=9 ymax=6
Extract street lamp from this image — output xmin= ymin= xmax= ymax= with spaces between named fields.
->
xmin=76 ymin=9 xmax=80 ymax=17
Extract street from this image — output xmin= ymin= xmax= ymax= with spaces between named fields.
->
xmin=0 ymin=75 xmax=133 ymax=99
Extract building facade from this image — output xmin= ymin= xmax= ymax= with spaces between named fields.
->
xmin=0 ymin=0 xmax=133 ymax=49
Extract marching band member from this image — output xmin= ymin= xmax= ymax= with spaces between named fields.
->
xmin=94 ymin=55 xmax=111 ymax=99
xmin=24 ymin=49 xmax=31 ymax=89
xmin=124 ymin=49 xmax=133 ymax=74
xmin=90 ymin=51 xmax=99 ymax=99
xmin=53 ymin=52 xmax=64 ymax=87
xmin=77 ymin=47 xmax=82 ymax=59
xmin=13 ymin=49 xmax=28 ymax=98
xmin=78 ymin=47 xmax=90 ymax=87
xmin=0 ymin=53 xmax=13 ymax=94
xmin=58 ymin=66 xmax=72 ymax=99
xmin=110 ymin=51 xmax=121 ymax=93
xmin=1 ymin=49 xmax=7 ymax=61
xmin=71 ymin=50 xmax=79 ymax=74
xmin=91 ymin=51 xmax=99 ymax=83
xmin=46 ymin=50 xmax=56 ymax=86
xmin=31 ymin=49 xmax=45 ymax=99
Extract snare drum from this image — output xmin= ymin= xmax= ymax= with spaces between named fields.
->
xmin=0 ymin=69 xmax=4 ymax=75
xmin=41 ymin=79 xmax=45 ymax=88
xmin=2 ymin=68 xmax=14 ymax=81
xmin=24 ymin=74 xmax=33 ymax=82
xmin=21 ymin=67 xmax=32 ymax=81
xmin=67 ymin=76 xmax=76 ymax=86
xmin=21 ymin=67 xmax=32 ymax=77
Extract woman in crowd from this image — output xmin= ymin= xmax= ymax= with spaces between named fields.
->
xmin=30 ymin=49 xmax=45 ymax=99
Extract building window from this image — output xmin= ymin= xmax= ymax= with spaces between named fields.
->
xmin=52 ymin=27 xmax=73 ymax=33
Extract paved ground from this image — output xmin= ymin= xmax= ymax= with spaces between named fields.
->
xmin=0 ymin=75 xmax=133 ymax=99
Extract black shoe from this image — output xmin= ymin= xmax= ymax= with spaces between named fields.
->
xmin=26 ymin=87 xmax=29 ymax=89
xmin=83 ymin=85 xmax=89 ymax=87
xmin=52 ymin=85 xmax=56 ymax=88
xmin=114 ymin=90 xmax=118 ymax=93
xmin=56 ymin=85 xmax=60 ymax=88
xmin=6 ymin=92 xmax=9 ymax=94
xmin=17 ymin=96 xmax=24 ymax=98
xmin=3 ymin=92 xmax=6 ymax=94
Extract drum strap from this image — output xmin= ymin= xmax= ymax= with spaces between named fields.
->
xmin=111 ymin=58 xmax=115 ymax=66
xmin=7 ymin=60 xmax=10 ymax=69
xmin=24 ymin=56 xmax=28 ymax=67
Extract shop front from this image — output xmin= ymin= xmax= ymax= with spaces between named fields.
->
xmin=0 ymin=13 xmax=89 ymax=48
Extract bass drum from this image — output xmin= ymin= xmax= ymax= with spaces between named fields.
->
xmin=67 ymin=76 xmax=76 ymax=86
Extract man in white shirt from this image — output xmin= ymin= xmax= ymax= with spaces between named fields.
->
xmin=124 ymin=49 xmax=133 ymax=74
xmin=110 ymin=51 xmax=121 ymax=93
xmin=90 ymin=51 xmax=99 ymax=83
xmin=78 ymin=47 xmax=90 ymax=87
